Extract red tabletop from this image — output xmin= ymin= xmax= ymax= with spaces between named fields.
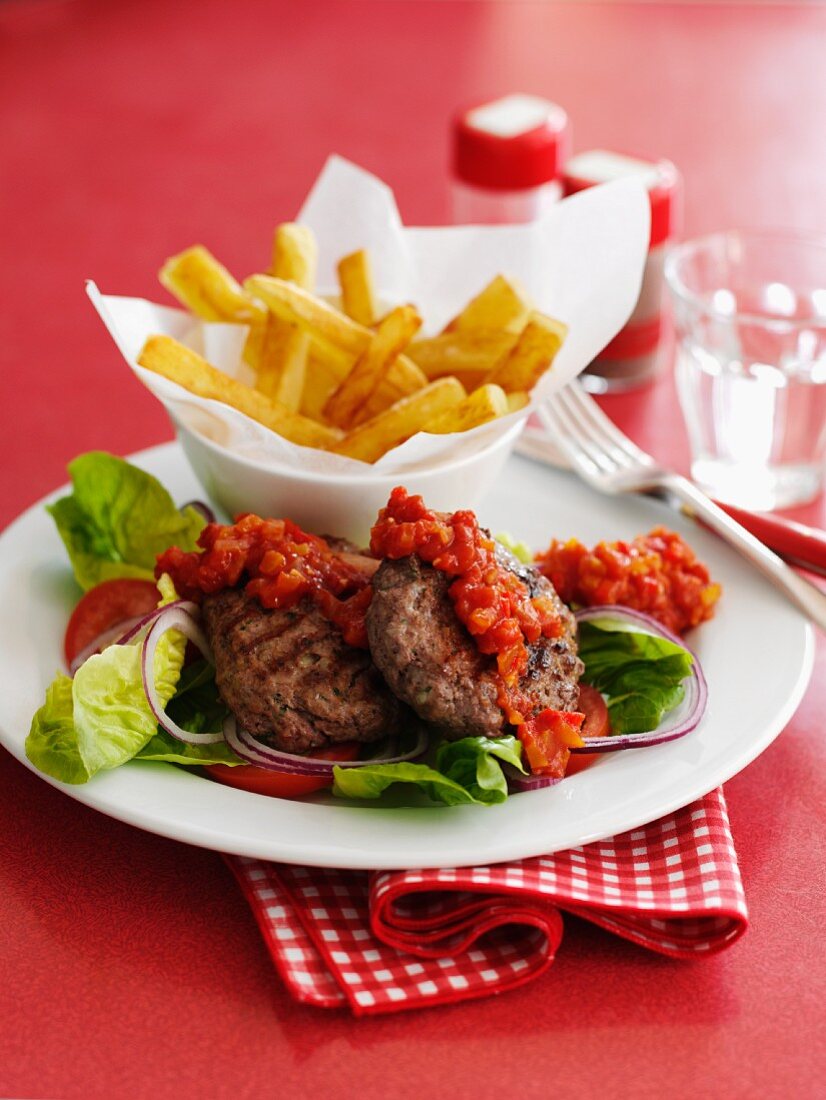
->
xmin=2 ymin=2 xmax=825 ymax=1096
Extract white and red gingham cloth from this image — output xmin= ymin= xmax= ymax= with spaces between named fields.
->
xmin=225 ymin=787 xmax=748 ymax=1016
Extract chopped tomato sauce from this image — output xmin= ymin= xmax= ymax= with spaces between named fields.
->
xmin=534 ymin=526 xmax=721 ymax=635
xmin=371 ymin=487 xmax=579 ymax=777
xmin=520 ymin=709 xmax=585 ymax=775
xmin=155 ymin=514 xmax=372 ymax=647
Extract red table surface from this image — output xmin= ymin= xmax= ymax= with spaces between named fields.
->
xmin=2 ymin=1 xmax=825 ymax=1096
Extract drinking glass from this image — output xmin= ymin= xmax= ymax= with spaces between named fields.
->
xmin=665 ymin=231 xmax=826 ymax=510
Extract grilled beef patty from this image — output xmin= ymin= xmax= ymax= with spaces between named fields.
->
xmin=365 ymin=547 xmax=582 ymax=739
xmin=202 ymin=589 xmax=403 ymax=754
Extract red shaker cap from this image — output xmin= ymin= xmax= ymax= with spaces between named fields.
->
xmin=452 ymin=95 xmax=570 ymax=191
xmin=563 ymin=151 xmax=681 ymax=248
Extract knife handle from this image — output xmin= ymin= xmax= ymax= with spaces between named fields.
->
xmin=713 ymin=502 xmax=826 ymax=578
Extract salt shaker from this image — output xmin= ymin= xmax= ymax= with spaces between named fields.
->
xmin=450 ymin=94 xmax=570 ymax=225
xmin=563 ymin=151 xmax=682 ymax=392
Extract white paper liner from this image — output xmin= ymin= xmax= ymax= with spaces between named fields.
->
xmin=87 ymin=155 xmax=650 ymax=477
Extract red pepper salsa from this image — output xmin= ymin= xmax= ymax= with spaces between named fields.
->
xmin=370 ymin=487 xmax=582 ymax=776
xmin=155 ymin=514 xmax=372 ymax=647
xmin=534 ymin=527 xmax=721 ymax=636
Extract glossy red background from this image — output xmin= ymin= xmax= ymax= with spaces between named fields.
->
xmin=2 ymin=2 xmax=825 ymax=1096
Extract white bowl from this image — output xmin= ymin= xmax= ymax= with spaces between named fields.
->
xmin=174 ymin=416 xmax=525 ymax=542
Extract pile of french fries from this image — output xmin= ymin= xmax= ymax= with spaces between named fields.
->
xmin=137 ymin=224 xmax=568 ymax=464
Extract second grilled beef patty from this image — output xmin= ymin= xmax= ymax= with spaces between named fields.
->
xmin=365 ymin=548 xmax=582 ymax=739
xmin=203 ymin=588 xmax=403 ymax=754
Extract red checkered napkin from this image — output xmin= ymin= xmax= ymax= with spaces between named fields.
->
xmin=226 ymin=787 xmax=748 ymax=1016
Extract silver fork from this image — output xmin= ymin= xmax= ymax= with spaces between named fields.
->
xmin=538 ymin=381 xmax=826 ymax=633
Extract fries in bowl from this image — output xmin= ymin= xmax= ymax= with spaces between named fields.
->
xmin=143 ymin=225 xmax=567 ymax=463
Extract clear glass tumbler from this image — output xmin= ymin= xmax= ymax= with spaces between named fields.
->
xmin=665 ymin=231 xmax=826 ymax=510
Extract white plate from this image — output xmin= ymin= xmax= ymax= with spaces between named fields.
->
xmin=0 ymin=443 xmax=814 ymax=869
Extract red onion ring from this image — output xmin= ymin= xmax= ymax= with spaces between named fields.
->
xmin=570 ymin=605 xmax=708 ymax=753
xmin=114 ymin=599 xmax=201 ymax=647
xmin=68 ymin=614 xmax=149 ymax=676
xmin=67 ymin=599 xmax=201 ymax=675
xmin=140 ymin=606 xmax=223 ymax=744
xmin=335 ymin=551 xmax=381 ymax=579
xmin=181 ymin=500 xmax=216 ymax=524
xmin=504 ymin=764 xmax=563 ymax=793
xmin=222 ymin=714 xmax=429 ymax=775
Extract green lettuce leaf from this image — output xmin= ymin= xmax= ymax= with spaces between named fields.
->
xmin=435 ymin=735 xmax=525 ymax=804
xmin=332 ymin=735 xmax=524 ymax=806
xmin=333 ymin=761 xmax=478 ymax=805
xmin=25 ymin=674 xmax=90 ymax=785
xmin=135 ymin=731 xmax=242 ymax=767
xmin=47 ymin=451 xmax=205 ymax=590
xmin=71 ymin=575 xmax=187 ymax=775
xmin=71 ymin=638 xmax=179 ymax=776
xmin=578 ymin=620 xmax=694 ymax=735
xmin=495 ymin=532 xmax=533 ymax=564
xmin=25 ymin=576 xmax=231 ymax=782
xmin=163 ymin=659 xmax=231 ymax=735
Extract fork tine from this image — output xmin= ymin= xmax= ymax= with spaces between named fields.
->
xmin=562 ymin=382 xmax=654 ymax=468
xmin=538 ymin=396 xmax=604 ymax=480
xmin=548 ymin=386 xmax=626 ymax=474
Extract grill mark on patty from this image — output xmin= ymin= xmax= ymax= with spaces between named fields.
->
xmin=218 ymin=601 xmax=259 ymax=636
xmin=233 ymin=613 xmax=328 ymax=660
xmin=202 ymin=587 xmax=403 ymax=753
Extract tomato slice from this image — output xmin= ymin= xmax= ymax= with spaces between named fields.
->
xmin=578 ymin=683 xmax=610 ymax=740
xmin=565 ymin=683 xmax=609 ymax=776
xmin=203 ymin=742 xmax=361 ymax=799
xmin=64 ymin=578 xmax=160 ymax=666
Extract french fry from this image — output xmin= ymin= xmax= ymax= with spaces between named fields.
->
xmin=300 ymin=354 xmax=342 ymax=420
xmin=331 ymin=378 xmax=466 ymax=463
xmin=270 ymin=223 xmax=317 ymax=290
xmin=246 ymin=274 xmax=366 ymax=353
xmin=137 ymin=335 xmax=342 ymax=450
xmin=337 ymin=249 xmax=378 ymax=326
xmin=277 ymin=316 xmax=354 ymax=375
xmin=304 ymin=334 xmax=427 ymax=419
xmin=349 ymin=361 xmax=426 ymax=423
xmin=159 ymin=245 xmax=268 ymax=371
xmin=422 ymin=383 xmax=509 ymax=434
xmin=250 ymin=224 xmax=317 ymax=383
xmin=407 ymin=330 xmax=518 ymax=380
xmin=244 ymin=274 xmax=427 ymax=402
xmin=254 ymin=315 xmax=310 ymax=412
xmin=443 ymin=275 xmax=530 ymax=335
xmin=506 ymin=391 xmax=531 ymax=414
xmin=242 ymin=322 xmax=267 ymax=371
xmin=483 ymin=312 xmax=568 ymax=392
xmin=300 ymin=345 xmax=424 ymax=424
xmin=160 ymin=246 xmax=265 ymax=326
xmin=323 ymin=305 xmax=422 ymax=429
